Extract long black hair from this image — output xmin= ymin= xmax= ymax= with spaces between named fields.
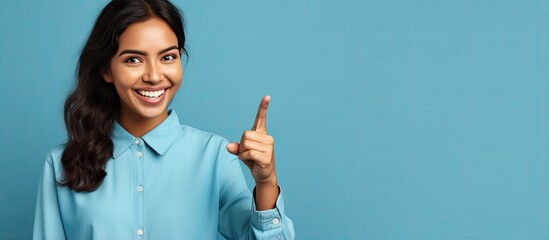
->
xmin=59 ymin=0 xmax=188 ymax=192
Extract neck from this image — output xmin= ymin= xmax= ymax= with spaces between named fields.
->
xmin=117 ymin=107 xmax=169 ymax=138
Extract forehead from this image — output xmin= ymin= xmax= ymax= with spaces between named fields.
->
xmin=117 ymin=17 xmax=178 ymax=51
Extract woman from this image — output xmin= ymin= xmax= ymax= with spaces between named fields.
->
xmin=32 ymin=0 xmax=295 ymax=239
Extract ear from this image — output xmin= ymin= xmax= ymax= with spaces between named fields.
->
xmin=101 ymin=69 xmax=113 ymax=83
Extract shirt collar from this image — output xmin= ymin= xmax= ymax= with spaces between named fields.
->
xmin=112 ymin=109 xmax=182 ymax=158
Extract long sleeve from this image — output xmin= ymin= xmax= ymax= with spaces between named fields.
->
xmin=32 ymin=115 xmax=294 ymax=239
xmin=33 ymin=152 xmax=67 ymax=240
xmin=217 ymin=139 xmax=295 ymax=240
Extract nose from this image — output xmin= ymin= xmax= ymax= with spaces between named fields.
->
xmin=142 ymin=61 xmax=163 ymax=84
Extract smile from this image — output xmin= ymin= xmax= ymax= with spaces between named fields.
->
xmin=135 ymin=89 xmax=166 ymax=98
xmin=132 ymin=87 xmax=170 ymax=105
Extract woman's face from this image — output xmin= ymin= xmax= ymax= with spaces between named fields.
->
xmin=102 ymin=17 xmax=183 ymax=122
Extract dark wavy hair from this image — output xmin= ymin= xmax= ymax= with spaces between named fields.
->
xmin=58 ymin=0 xmax=188 ymax=192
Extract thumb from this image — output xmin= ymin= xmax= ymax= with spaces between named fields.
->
xmin=226 ymin=142 xmax=240 ymax=155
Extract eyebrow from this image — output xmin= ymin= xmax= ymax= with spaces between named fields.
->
xmin=118 ymin=45 xmax=179 ymax=57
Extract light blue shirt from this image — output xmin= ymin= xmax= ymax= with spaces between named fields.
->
xmin=33 ymin=109 xmax=295 ymax=239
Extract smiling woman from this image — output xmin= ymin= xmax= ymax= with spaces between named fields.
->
xmin=32 ymin=0 xmax=295 ymax=239
xmin=102 ymin=17 xmax=183 ymax=137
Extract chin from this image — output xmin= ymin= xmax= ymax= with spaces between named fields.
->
xmin=135 ymin=105 xmax=169 ymax=119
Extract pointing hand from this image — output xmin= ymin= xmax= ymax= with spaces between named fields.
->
xmin=226 ymin=95 xmax=277 ymax=184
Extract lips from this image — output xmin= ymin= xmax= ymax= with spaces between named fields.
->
xmin=135 ymin=89 xmax=165 ymax=98
xmin=132 ymin=87 xmax=170 ymax=105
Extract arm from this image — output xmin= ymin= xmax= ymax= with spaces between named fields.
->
xmin=33 ymin=153 xmax=67 ymax=240
xmin=221 ymin=95 xmax=295 ymax=239
xmin=226 ymin=95 xmax=282 ymax=211
xmin=218 ymin=146 xmax=295 ymax=240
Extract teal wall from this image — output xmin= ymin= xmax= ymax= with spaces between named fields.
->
xmin=1 ymin=0 xmax=547 ymax=239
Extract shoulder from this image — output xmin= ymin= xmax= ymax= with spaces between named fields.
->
xmin=45 ymin=144 xmax=65 ymax=163
xmin=180 ymin=124 xmax=231 ymax=146
xmin=41 ymin=143 xmax=66 ymax=177
xmin=178 ymin=124 xmax=235 ymax=161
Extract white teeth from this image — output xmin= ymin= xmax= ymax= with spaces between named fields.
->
xmin=137 ymin=89 xmax=165 ymax=98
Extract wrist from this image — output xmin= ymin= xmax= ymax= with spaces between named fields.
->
xmin=255 ymin=176 xmax=277 ymax=187
xmin=253 ymin=180 xmax=279 ymax=210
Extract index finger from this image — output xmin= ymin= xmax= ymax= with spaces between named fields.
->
xmin=252 ymin=95 xmax=270 ymax=132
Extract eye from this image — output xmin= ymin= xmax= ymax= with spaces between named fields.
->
xmin=162 ymin=54 xmax=177 ymax=62
xmin=124 ymin=56 xmax=142 ymax=64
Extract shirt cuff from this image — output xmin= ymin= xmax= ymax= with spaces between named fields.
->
xmin=251 ymin=185 xmax=287 ymax=231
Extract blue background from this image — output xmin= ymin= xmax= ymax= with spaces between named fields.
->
xmin=1 ymin=0 xmax=548 ymax=239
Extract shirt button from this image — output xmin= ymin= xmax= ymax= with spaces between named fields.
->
xmin=272 ymin=218 xmax=280 ymax=225
xmin=134 ymin=139 xmax=140 ymax=145
xmin=137 ymin=185 xmax=143 ymax=192
xmin=136 ymin=151 xmax=143 ymax=158
xmin=137 ymin=228 xmax=143 ymax=236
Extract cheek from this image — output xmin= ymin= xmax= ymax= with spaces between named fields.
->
xmin=113 ymin=68 xmax=142 ymax=89
xmin=165 ymin=65 xmax=183 ymax=84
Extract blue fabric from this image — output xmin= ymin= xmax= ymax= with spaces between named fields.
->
xmin=33 ymin=109 xmax=295 ymax=239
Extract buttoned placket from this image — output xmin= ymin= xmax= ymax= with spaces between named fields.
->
xmin=133 ymin=138 xmax=145 ymax=239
